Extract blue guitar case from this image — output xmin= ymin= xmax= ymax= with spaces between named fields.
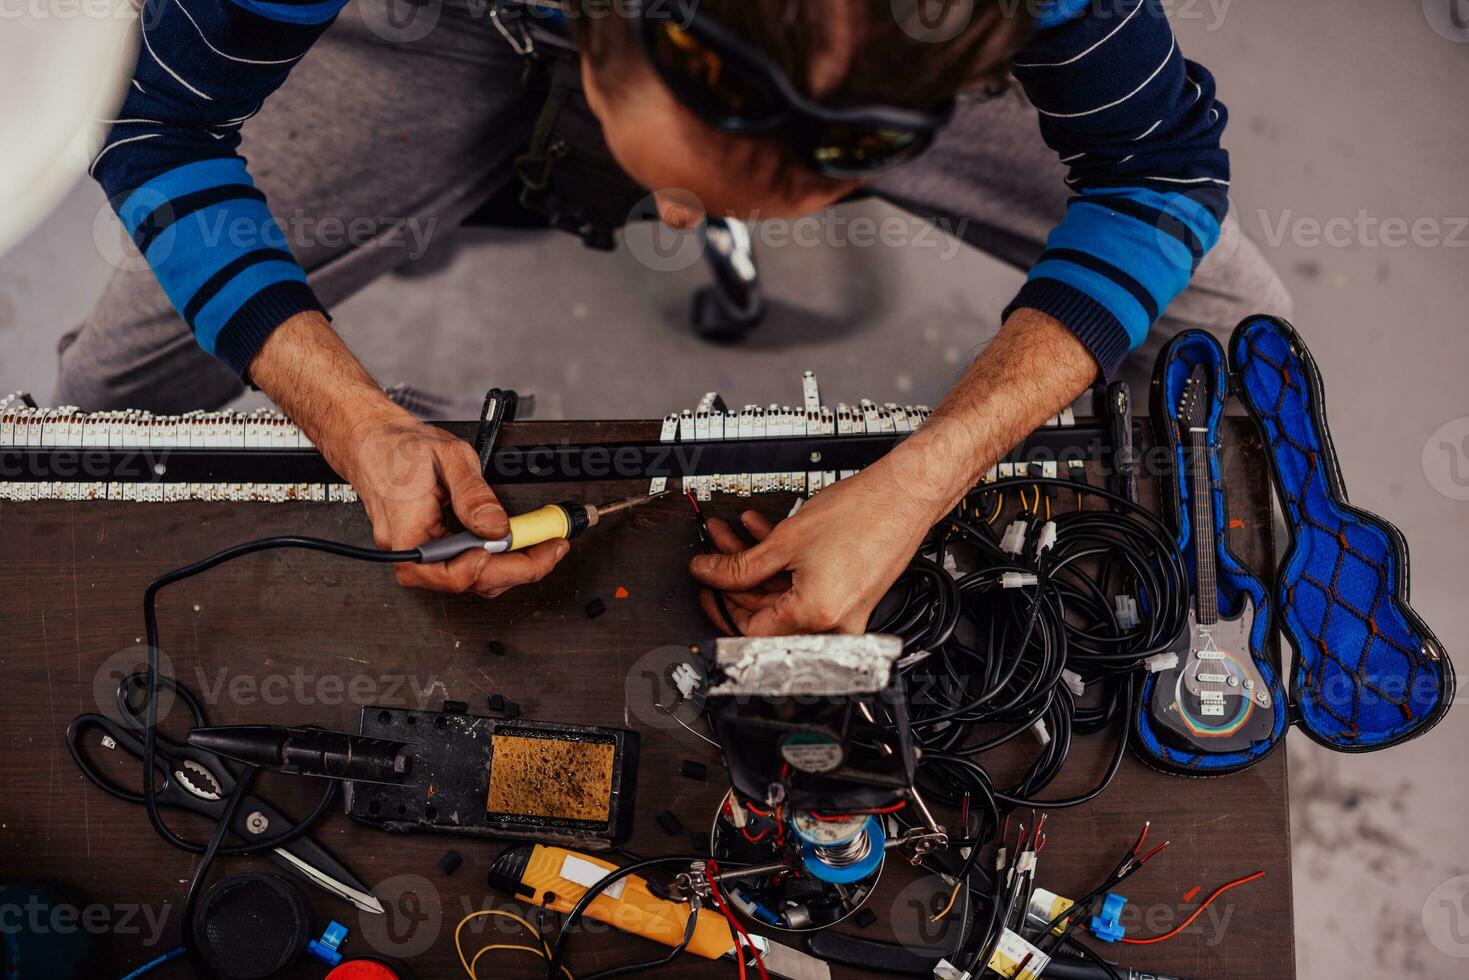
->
xmin=1134 ymin=317 xmax=1453 ymax=774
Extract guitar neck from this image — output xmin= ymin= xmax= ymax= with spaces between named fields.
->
xmin=1190 ymin=428 xmax=1219 ymax=625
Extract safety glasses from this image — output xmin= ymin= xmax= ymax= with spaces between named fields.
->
xmin=629 ymin=0 xmax=953 ymax=178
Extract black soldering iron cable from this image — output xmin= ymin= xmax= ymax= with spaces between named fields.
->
xmin=544 ymin=854 xmax=709 ymax=980
xmin=131 ymin=535 xmax=430 ymax=972
xmin=139 ymin=536 xmax=418 ymax=861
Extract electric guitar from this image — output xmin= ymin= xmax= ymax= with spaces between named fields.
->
xmin=1150 ymin=367 xmax=1276 ymax=753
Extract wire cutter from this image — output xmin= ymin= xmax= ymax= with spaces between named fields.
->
xmin=66 ymin=677 xmax=384 ymax=915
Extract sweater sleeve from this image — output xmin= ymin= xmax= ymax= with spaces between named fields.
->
xmin=1003 ymin=0 xmax=1230 ymax=375
xmin=89 ymin=0 xmax=350 ymax=375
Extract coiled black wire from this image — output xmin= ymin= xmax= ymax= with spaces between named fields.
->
xmin=867 ymin=474 xmax=1188 ymax=970
xmin=872 ymin=478 xmax=1184 ymax=780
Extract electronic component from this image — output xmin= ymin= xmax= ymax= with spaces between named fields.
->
xmin=488 ymin=844 xmax=735 ymax=959
xmin=191 ymin=873 xmax=316 ymax=979
xmin=414 ymin=493 xmax=664 ymax=563
xmin=701 ymin=634 xmax=946 ymax=932
xmin=1087 ymin=893 xmax=1128 ymax=944
xmin=1 ymin=376 xmax=1106 ymax=503
xmin=985 ymin=928 xmax=1050 ymax=979
xmin=186 ymin=725 xmax=412 ymax=783
xmin=345 ymin=706 xmax=639 ymax=850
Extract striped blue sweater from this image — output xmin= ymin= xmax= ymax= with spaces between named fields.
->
xmin=92 ymin=0 xmax=1228 ymax=377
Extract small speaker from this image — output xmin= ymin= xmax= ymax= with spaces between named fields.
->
xmin=192 ymin=873 xmax=311 ymax=979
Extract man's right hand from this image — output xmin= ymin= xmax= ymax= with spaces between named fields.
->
xmin=248 ymin=311 xmax=570 ymax=597
xmin=345 ymin=410 xmax=569 ymax=595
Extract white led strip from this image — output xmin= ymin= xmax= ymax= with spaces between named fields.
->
xmin=1 ymin=383 xmax=1096 ymax=504
xmin=0 ymin=392 xmax=356 ymax=504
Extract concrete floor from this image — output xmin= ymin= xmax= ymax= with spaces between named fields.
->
xmin=2 ymin=2 xmax=1467 ymax=977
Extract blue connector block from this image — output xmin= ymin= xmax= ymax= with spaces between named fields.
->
xmin=307 ymin=920 xmax=349 ymax=966
xmin=1089 ymin=892 xmax=1127 ymax=943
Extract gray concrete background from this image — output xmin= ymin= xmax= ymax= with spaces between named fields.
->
xmin=2 ymin=2 xmax=1467 ymax=976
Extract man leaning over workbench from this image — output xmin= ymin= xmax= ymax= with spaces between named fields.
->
xmin=67 ymin=0 xmax=1289 ymax=633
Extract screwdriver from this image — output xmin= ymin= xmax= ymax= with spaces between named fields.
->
xmin=414 ymin=491 xmax=666 ymax=564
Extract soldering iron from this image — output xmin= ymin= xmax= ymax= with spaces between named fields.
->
xmin=414 ymin=491 xmax=665 ymax=563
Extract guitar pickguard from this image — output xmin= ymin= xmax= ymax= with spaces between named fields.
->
xmin=1150 ymin=597 xmax=1277 ymax=753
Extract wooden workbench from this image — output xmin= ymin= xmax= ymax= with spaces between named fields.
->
xmin=0 ymin=419 xmax=1293 ymax=979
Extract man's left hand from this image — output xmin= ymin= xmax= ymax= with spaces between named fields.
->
xmin=688 ymin=464 xmax=935 ymax=635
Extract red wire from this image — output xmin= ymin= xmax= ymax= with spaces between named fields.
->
xmin=1118 ymin=871 xmax=1266 ymax=945
xmin=740 ymin=825 xmax=770 ymax=844
xmin=705 ymin=860 xmax=768 ymax=980
xmin=1136 ymin=840 xmax=1171 ymax=865
xmin=807 ymin=802 xmax=907 ymax=821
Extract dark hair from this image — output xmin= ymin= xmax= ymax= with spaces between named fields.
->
xmin=580 ymin=0 xmax=1035 ymax=109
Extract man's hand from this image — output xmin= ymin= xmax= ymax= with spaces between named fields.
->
xmin=690 ymin=307 xmax=1098 ymax=635
xmin=344 ymin=411 xmax=568 ymax=595
xmin=691 ymin=464 xmax=933 ymax=634
xmin=248 ymin=311 xmax=569 ymax=596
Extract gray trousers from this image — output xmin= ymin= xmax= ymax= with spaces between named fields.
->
xmin=58 ymin=0 xmax=1291 ymax=414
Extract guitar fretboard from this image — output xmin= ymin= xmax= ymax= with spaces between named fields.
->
xmin=1190 ymin=427 xmax=1219 ymax=625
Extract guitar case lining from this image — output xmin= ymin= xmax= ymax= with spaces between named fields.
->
xmin=1133 ymin=316 xmax=1453 ymax=774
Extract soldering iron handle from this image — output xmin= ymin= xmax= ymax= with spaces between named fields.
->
xmin=414 ymin=503 xmax=588 ymax=564
xmin=414 ymin=531 xmax=509 ymax=564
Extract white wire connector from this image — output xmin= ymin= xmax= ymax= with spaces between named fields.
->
xmin=1000 ymin=520 xmax=1028 ymax=555
xmin=933 ymin=958 xmax=972 ymax=980
xmin=1001 ymin=572 xmax=1039 ymax=590
xmin=1061 ymin=669 xmax=1086 ymax=698
xmin=671 ymin=662 xmax=702 ymax=700
xmin=1031 ymin=718 xmax=1052 ymax=746
xmin=1114 ymin=594 xmax=1140 ymax=630
xmin=1145 ymin=652 xmax=1179 ymax=673
xmin=1034 ymin=520 xmax=1057 ymax=556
